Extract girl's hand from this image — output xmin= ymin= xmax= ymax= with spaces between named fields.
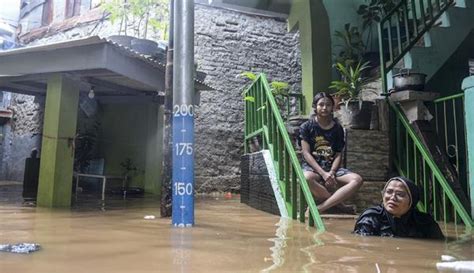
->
xmin=322 ymin=171 xmax=336 ymax=189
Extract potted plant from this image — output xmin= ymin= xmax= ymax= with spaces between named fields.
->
xmin=330 ymin=60 xmax=374 ymax=129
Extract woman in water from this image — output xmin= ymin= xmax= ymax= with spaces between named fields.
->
xmin=354 ymin=176 xmax=444 ymax=239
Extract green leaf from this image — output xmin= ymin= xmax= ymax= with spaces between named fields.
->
xmin=240 ymin=72 xmax=257 ymax=81
xmin=244 ymin=96 xmax=255 ymax=102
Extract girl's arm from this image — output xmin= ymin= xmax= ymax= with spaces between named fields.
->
xmin=330 ymin=152 xmax=342 ymax=175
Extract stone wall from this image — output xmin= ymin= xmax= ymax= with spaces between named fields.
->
xmin=0 ymin=93 xmax=43 ymax=181
xmin=2 ymin=4 xmax=302 ymax=192
xmin=345 ymin=129 xmax=390 ymax=181
xmin=193 ymin=4 xmax=301 ymax=192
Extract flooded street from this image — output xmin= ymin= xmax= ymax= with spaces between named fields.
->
xmin=0 ymin=183 xmax=472 ymax=273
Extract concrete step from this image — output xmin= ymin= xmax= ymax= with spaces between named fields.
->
xmin=346 ymin=180 xmax=386 ymax=213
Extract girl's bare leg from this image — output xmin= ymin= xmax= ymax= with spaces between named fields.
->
xmin=317 ymin=173 xmax=363 ymax=213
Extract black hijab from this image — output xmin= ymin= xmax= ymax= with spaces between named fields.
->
xmin=354 ymin=177 xmax=444 ymax=239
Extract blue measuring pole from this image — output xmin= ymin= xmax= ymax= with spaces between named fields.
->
xmin=172 ymin=108 xmax=194 ymax=227
xmin=172 ymin=0 xmax=194 ymax=227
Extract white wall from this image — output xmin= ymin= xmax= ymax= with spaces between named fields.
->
xmin=0 ymin=0 xmax=20 ymax=45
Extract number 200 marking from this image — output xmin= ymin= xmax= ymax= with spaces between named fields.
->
xmin=174 ymin=182 xmax=193 ymax=196
xmin=173 ymin=104 xmax=194 ymax=117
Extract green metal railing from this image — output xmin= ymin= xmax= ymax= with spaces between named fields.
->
xmin=430 ymin=93 xmax=469 ymax=201
xmin=244 ymin=74 xmax=325 ymax=231
xmin=389 ymin=101 xmax=472 ymax=227
xmin=378 ymin=0 xmax=455 ymax=93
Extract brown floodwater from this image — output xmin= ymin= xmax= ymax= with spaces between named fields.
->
xmin=0 ymin=186 xmax=472 ymax=273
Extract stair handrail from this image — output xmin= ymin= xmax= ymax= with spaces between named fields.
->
xmin=244 ymin=73 xmax=325 ymax=231
xmin=378 ymin=0 xmax=455 ymax=93
xmin=431 ymin=92 xmax=469 ymax=199
xmin=389 ymin=100 xmax=473 ymax=227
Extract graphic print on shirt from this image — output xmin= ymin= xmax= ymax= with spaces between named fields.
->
xmin=313 ymin=136 xmax=334 ymax=171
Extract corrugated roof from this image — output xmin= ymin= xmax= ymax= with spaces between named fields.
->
xmin=0 ymin=36 xmax=213 ymax=90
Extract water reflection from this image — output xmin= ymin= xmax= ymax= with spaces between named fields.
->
xmin=0 ymin=191 xmax=472 ymax=273
xmin=260 ymin=216 xmax=473 ymax=273
xmin=261 ymin=218 xmax=291 ymax=272
xmin=171 ymin=229 xmax=193 ymax=273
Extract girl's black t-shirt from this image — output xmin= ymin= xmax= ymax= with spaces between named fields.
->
xmin=299 ymin=118 xmax=345 ymax=171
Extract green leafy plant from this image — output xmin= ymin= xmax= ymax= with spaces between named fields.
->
xmin=120 ymin=158 xmax=138 ymax=178
xmin=329 ymin=61 xmax=371 ymax=103
xmin=240 ymin=72 xmax=289 ymax=97
xmin=102 ymin=0 xmax=169 ymax=39
xmin=270 ymin=81 xmax=289 ymax=97
xmin=334 ymin=23 xmax=365 ymax=69
xmin=240 ymin=72 xmax=293 ymax=118
xmin=357 ymin=0 xmax=401 ymax=51
xmin=74 ymin=120 xmax=100 ymax=172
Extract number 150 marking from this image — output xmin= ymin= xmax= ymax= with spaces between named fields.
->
xmin=174 ymin=182 xmax=193 ymax=196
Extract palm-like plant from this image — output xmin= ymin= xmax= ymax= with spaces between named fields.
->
xmin=329 ymin=61 xmax=371 ymax=103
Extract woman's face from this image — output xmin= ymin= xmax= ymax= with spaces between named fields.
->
xmin=314 ymin=97 xmax=334 ymax=117
xmin=383 ymin=180 xmax=411 ymax=217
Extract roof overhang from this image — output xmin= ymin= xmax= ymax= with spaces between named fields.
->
xmin=0 ymin=36 xmax=212 ymax=102
xmin=204 ymin=0 xmax=292 ymax=17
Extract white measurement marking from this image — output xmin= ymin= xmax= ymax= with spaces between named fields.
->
xmin=181 ymin=167 xmax=186 ymax=170
xmin=173 ymin=104 xmax=194 ymax=117
xmin=174 ymin=182 xmax=193 ymax=196
xmin=180 ymin=205 xmax=186 ymax=209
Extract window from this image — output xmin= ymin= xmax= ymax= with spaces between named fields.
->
xmin=66 ymin=0 xmax=82 ymax=18
xmin=41 ymin=0 xmax=53 ymax=26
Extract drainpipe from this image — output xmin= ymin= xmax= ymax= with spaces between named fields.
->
xmin=161 ymin=0 xmax=174 ymax=218
xmin=172 ymin=0 xmax=194 ymax=227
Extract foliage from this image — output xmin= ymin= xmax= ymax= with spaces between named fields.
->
xmin=240 ymin=72 xmax=294 ymax=117
xmin=357 ymin=0 xmax=399 ymax=31
xmin=357 ymin=0 xmax=400 ymax=51
xmin=334 ymin=23 xmax=365 ymax=69
xmin=74 ymin=120 xmax=100 ymax=172
xmin=101 ymin=0 xmax=169 ymax=39
xmin=240 ymin=72 xmax=289 ymax=98
xmin=120 ymin=158 xmax=138 ymax=178
xmin=240 ymin=71 xmax=258 ymax=81
xmin=270 ymin=81 xmax=289 ymax=97
xmin=329 ymin=61 xmax=371 ymax=102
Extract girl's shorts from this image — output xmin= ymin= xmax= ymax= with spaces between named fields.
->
xmin=302 ymin=163 xmax=352 ymax=178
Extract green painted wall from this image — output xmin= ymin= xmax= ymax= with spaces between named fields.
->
xmin=288 ymin=0 xmax=368 ymax=113
xmin=288 ymin=0 xmax=331 ymax=114
xmin=99 ymin=103 xmax=155 ymax=191
xmin=427 ymin=30 xmax=474 ymax=96
xmin=37 ymin=74 xmax=80 ymax=207
xmin=323 ymin=0 xmax=368 ymax=58
xmin=144 ymin=104 xmax=164 ymax=195
xmin=461 ymin=76 xmax=474 ymax=219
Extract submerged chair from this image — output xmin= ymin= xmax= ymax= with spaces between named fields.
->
xmin=74 ymin=158 xmax=127 ymax=200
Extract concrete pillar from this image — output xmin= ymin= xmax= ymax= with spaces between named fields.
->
xmin=288 ymin=0 xmax=331 ymax=115
xmin=461 ymin=75 xmax=474 ymax=219
xmin=37 ymin=74 xmax=80 ymax=208
xmin=144 ymin=103 xmax=164 ymax=195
